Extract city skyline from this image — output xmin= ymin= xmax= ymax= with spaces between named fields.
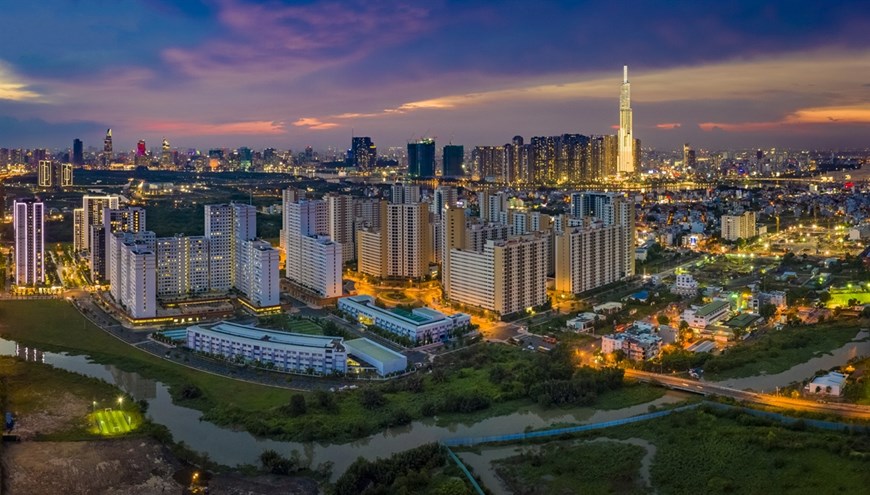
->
xmin=0 ymin=1 xmax=869 ymax=150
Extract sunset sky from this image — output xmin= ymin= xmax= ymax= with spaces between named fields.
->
xmin=1 ymin=0 xmax=868 ymax=151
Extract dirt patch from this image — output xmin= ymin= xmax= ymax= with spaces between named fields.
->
xmin=206 ymin=473 xmax=321 ymax=495
xmin=13 ymin=391 xmax=89 ymax=440
xmin=2 ymin=438 xmax=182 ymax=494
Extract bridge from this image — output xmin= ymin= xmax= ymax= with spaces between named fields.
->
xmin=625 ymin=369 xmax=870 ymax=420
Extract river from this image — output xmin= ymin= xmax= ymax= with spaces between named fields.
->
xmin=713 ymin=329 xmax=870 ymax=391
xmin=0 ymin=337 xmax=687 ymax=480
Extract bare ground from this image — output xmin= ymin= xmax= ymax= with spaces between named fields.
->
xmin=12 ymin=391 xmax=89 ymax=440
xmin=2 ymin=439 xmax=182 ymax=494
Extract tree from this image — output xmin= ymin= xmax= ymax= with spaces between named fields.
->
xmin=759 ymin=303 xmax=777 ymax=319
xmin=286 ymin=393 xmax=307 ymax=417
xmin=360 ymin=388 xmax=387 ymax=409
xmin=819 ymin=291 xmax=831 ymax=303
xmin=657 ymin=314 xmax=670 ymax=326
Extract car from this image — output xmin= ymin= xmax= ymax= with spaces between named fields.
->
xmin=527 ymin=345 xmax=535 ymax=350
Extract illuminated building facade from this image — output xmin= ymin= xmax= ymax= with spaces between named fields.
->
xmin=13 ymin=198 xmax=44 ymax=286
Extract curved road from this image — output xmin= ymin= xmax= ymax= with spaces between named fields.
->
xmin=625 ymin=369 xmax=870 ymax=420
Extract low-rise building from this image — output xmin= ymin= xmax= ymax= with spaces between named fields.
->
xmin=601 ymin=322 xmax=662 ymax=361
xmin=186 ymin=321 xmax=347 ymax=374
xmin=344 ymin=338 xmax=407 ymax=376
xmin=804 ymin=371 xmax=847 ymax=397
xmin=751 ymin=290 xmax=787 ymax=311
xmin=682 ymin=300 xmax=730 ymax=329
xmin=671 ymin=274 xmax=699 ymax=297
xmin=338 ymin=295 xmax=470 ymax=344
xmin=566 ymin=312 xmax=598 ymax=332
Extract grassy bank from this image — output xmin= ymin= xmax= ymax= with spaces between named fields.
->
xmin=703 ymin=320 xmax=867 ymax=380
xmin=489 ymin=406 xmax=870 ymax=494
xmin=0 ymin=300 xmax=666 ymax=444
xmin=494 ymin=440 xmax=647 ymax=495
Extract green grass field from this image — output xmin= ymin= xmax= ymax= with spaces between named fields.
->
xmin=827 ymin=290 xmax=870 ymax=307
xmin=91 ymin=409 xmax=137 ymax=436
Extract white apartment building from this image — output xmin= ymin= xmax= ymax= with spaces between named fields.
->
xmin=721 ymin=211 xmax=757 ymax=241
xmin=240 ymin=240 xmax=281 ymax=307
xmin=118 ymin=241 xmax=157 ymax=319
xmin=357 ymin=227 xmax=386 ymax=278
xmin=108 ymin=231 xmax=156 ymax=305
xmin=682 ymin=300 xmax=731 ymax=329
xmin=391 ymin=183 xmax=421 ymax=204
xmin=13 ymin=198 xmax=44 ymax=286
xmin=156 ymin=235 xmax=209 ymax=297
xmin=187 ymin=321 xmax=347 ymax=375
xmin=447 ymin=234 xmax=548 ymax=315
xmin=283 ymin=196 xmax=341 ymax=297
xmin=204 ymin=204 xmax=235 ymax=290
xmin=555 ymin=222 xmax=626 ymax=294
xmin=671 ymin=273 xmax=700 ymax=297
xmin=73 ymin=208 xmax=84 ymax=251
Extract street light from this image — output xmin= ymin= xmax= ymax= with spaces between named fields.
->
xmin=117 ymin=397 xmax=123 ymax=409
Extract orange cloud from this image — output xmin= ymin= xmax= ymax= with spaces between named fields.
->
xmin=293 ymin=117 xmax=339 ymax=130
xmin=655 ymin=123 xmax=682 ymax=129
xmin=700 ymin=105 xmax=870 ymax=132
xmin=0 ymin=61 xmax=42 ymax=101
xmin=142 ymin=120 xmax=285 ymax=135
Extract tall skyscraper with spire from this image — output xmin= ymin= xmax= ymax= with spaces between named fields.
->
xmin=102 ymin=129 xmax=113 ymax=168
xmin=617 ymin=65 xmax=634 ymax=175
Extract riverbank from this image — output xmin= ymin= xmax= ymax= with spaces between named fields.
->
xmin=0 ymin=300 xmax=667 ymax=445
xmin=458 ymin=405 xmax=870 ymax=494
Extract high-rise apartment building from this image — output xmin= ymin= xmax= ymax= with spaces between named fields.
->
xmin=118 ymin=240 xmax=157 ymax=319
xmin=326 ymin=193 xmax=355 ymax=263
xmin=204 ymin=204 xmax=235 ymax=290
xmin=474 ymin=146 xmax=506 ymax=182
xmin=431 ymin=186 xmax=458 ymax=219
xmin=447 ymin=234 xmax=548 ymax=315
xmin=350 ymin=137 xmax=377 ymax=170
xmin=555 ymin=221 xmax=626 ymax=294
xmin=617 ymin=66 xmax=635 ymax=175
xmin=79 ymin=195 xmax=119 ymax=252
xmin=155 ymin=235 xmax=209 ymax=298
xmin=38 ymin=160 xmax=52 ymax=188
xmin=569 ymin=191 xmax=636 ymax=278
xmin=720 ymin=211 xmax=757 ymax=241
xmin=386 ymin=202 xmax=431 ymax=279
xmin=407 ymin=138 xmax=435 ymax=178
xmin=442 ymin=144 xmax=464 ymax=177
xmin=13 ymin=198 xmax=44 ymax=286
xmin=391 ymin=183 xmax=421 ymax=204
xmin=94 ymin=207 xmax=147 ymax=283
xmin=282 ymin=193 xmax=343 ymax=298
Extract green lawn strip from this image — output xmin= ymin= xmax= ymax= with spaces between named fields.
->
xmin=828 ymin=291 xmax=870 ymax=307
xmin=493 ymin=440 xmax=648 ymax=495
xmin=704 ymin=321 xmax=866 ymax=380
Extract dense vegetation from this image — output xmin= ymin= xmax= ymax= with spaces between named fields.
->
xmin=335 ymin=443 xmax=474 ymax=495
xmin=486 ymin=406 xmax=870 ymax=494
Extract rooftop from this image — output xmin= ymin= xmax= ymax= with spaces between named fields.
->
xmin=344 ymin=338 xmax=405 ymax=364
xmin=191 ymin=321 xmax=341 ymax=349
xmin=725 ymin=313 xmax=761 ymax=328
xmin=696 ymin=300 xmax=730 ymax=317
xmin=808 ymin=371 xmax=847 ymax=388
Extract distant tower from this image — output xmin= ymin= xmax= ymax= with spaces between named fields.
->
xmin=407 ymin=138 xmax=436 ymax=178
xmin=617 ymin=66 xmax=635 ymax=175
xmin=102 ymin=129 xmax=113 ymax=167
xmin=72 ymin=138 xmax=83 ymax=166
xmin=160 ymin=138 xmax=172 ymax=169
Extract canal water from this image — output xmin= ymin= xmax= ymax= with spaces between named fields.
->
xmin=0 ymin=337 xmax=687 ymax=479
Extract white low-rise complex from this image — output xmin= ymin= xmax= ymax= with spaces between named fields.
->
xmin=338 ymin=295 xmax=470 ymax=343
xmin=186 ymin=321 xmax=347 ymax=374
xmin=682 ymin=300 xmax=731 ymax=329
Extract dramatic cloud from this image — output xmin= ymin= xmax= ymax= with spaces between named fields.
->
xmin=0 ymin=61 xmax=41 ymax=102
xmin=142 ymin=120 xmax=286 ymax=136
xmin=700 ymin=104 xmax=870 ymax=132
xmin=292 ymin=118 xmax=339 ymax=130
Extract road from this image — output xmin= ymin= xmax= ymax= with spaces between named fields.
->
xmin=625 ymin=369 xmax=870 ymax=420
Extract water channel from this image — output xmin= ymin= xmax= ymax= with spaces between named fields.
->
xmin=0 ymin=336 xmax=689 ymax=479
